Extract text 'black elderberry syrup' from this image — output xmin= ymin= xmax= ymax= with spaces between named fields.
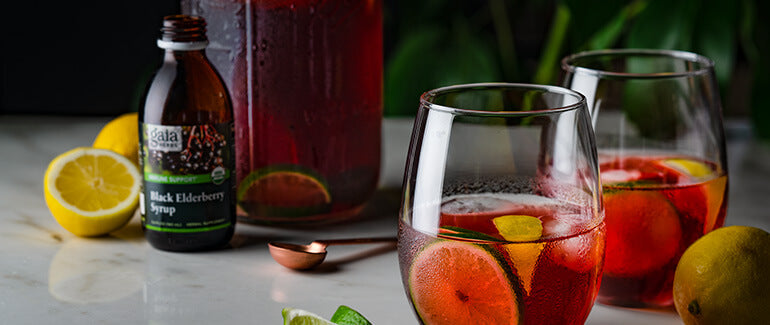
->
xmin=139 ymin=15 xmax=235 ymax=252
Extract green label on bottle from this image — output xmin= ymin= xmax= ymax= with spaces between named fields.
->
xmin=140 ymin=122 xmax=235 ymax=233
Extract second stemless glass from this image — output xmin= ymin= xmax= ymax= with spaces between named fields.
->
xmin=398 ymin=83 xmax=605 ymax=325
xmin=562 ymin=49 xmax=729 ymax=307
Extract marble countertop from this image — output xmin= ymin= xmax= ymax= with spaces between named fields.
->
xmin=1 ymin=116 xmax=768 ymax=324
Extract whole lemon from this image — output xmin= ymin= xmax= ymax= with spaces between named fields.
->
xmin=93 ymin=112 xmax=139 ymax=165
xmin=673 ymin=225 xmax=770 ymax=325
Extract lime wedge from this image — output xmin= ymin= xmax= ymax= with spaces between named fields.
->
xmin=330 ymin=305 xmax=372 ymax=325
xmin=662 ymin=158 xmax=712 ymax=178
xmin=282 ymin=308 xmax=336 ymax=325
xmin=493 ymin=215 xmax=543 ymax=242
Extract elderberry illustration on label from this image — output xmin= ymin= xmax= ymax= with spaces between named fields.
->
xmin=140 ymin=122 xmax=234 ymax=233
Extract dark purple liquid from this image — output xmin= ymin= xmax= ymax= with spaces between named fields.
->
xmin=185 ymin=0 xmax=383 ymax=224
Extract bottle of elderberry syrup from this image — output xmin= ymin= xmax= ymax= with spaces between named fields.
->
xmin=139 ymin=15 xmax=235 ymax=251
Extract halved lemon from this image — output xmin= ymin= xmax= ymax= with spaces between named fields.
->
xmin=44 ymin=147 xmax=141 ymax=237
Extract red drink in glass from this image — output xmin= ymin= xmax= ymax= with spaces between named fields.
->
xmin=398 ymin=193 xmax=605 ymax=325
xmin=597 ymin=154 xmax=728 ymax=306
xmin=183 ymin=0 xmax=383 ymax=225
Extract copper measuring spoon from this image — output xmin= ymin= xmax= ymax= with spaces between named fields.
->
xmin=268 ymin=237 xmax=397 ymax=270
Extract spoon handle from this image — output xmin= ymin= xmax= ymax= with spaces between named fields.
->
xmin=315 ymin=236 xmax=397 ymax=246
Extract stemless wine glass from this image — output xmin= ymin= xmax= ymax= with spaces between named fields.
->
xmin=397 ymin=83 xmax=605 ymax=325
xmin=562 ymin=49 xmax=729 ymax=308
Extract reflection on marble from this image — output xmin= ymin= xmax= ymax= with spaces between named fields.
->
xmin=48 ymin=234 xmax=145 ymax=304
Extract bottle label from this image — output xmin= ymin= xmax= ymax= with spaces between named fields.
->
xmin=140 ymin=122 xmax=235 ymax=233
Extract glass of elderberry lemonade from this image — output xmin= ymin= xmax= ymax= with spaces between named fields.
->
xmin=398 ymin=83 xmax=605 ymax=325
xmin=562 ymin=49 xmax=729 ymax=307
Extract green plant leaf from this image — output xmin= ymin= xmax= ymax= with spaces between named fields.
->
xmin=384 ymin=19 xmax=500 ymax=116
xmin=490 ymin=0 xmax=518 ymax=80
xmin=626 ymin=0 xmax=699 ymax=49
xmin=384 ymin=27 xmax=443 ymax=116
xmin=330 ymin=305 xmax=372 ymax=325
xmin=622 ymin=79 xmax=682 ymax=140
xmin=693 ymin=0 xmax=738 ymax=89
xmin=579 ymin=0 xmax=648 ymax=50
xmin=532 ymin=2 xmax=570 ymax=85
xmin=563 ymin=0 xmax=626 ymax=48
xmin=738 ymin=0 xmax=759 ymax=65
xmin=749 ymin=0 xmax=770 ymax=140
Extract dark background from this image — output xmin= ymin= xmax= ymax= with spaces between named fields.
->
xmin=2 ymin=0 xmax=768 ymax=135
xmin=1 ymin=0 xmax=180 ymax=116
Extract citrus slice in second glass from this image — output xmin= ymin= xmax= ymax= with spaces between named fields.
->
xmin=659 ymin=158 xmax=713 ymax=179
xmin=603 ymin=190 xmax=682 ymax=276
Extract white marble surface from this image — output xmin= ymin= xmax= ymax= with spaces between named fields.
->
xmin=1 ymin=116 xmax=768 ymax=324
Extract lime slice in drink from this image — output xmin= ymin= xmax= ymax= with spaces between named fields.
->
xmin=409 ymin=241 xmax=521 ymax=324
xmin=330 ymin=305 xmax=372 ymax=325
xmin=282 ymin=308 xmax=336 ymax=325
xmin=237 ymin=165 xmax=331 ymax=217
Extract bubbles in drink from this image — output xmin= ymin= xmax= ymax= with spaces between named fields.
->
xmin=441 ymin=194 xmax=518 ymax=215
xmin=439 ymin=191 xmax=596 ymax=241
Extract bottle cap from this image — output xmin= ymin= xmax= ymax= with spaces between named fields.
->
xmin=157 ymin=15 xmax=208 ymax=51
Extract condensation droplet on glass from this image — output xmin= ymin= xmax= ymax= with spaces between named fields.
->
xmin=260 ymin=39 xmax=268 ymax=51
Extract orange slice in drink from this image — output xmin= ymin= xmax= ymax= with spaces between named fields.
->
xmin=658 ymin=158 xmax=727 ymax=233
xmin=409 ymin=241 xmax=521 ymax=324
xmin=603 ymin=190 xmax=682 ymax=277
xmin=703 ymin=175 xmax=727 ymax=233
